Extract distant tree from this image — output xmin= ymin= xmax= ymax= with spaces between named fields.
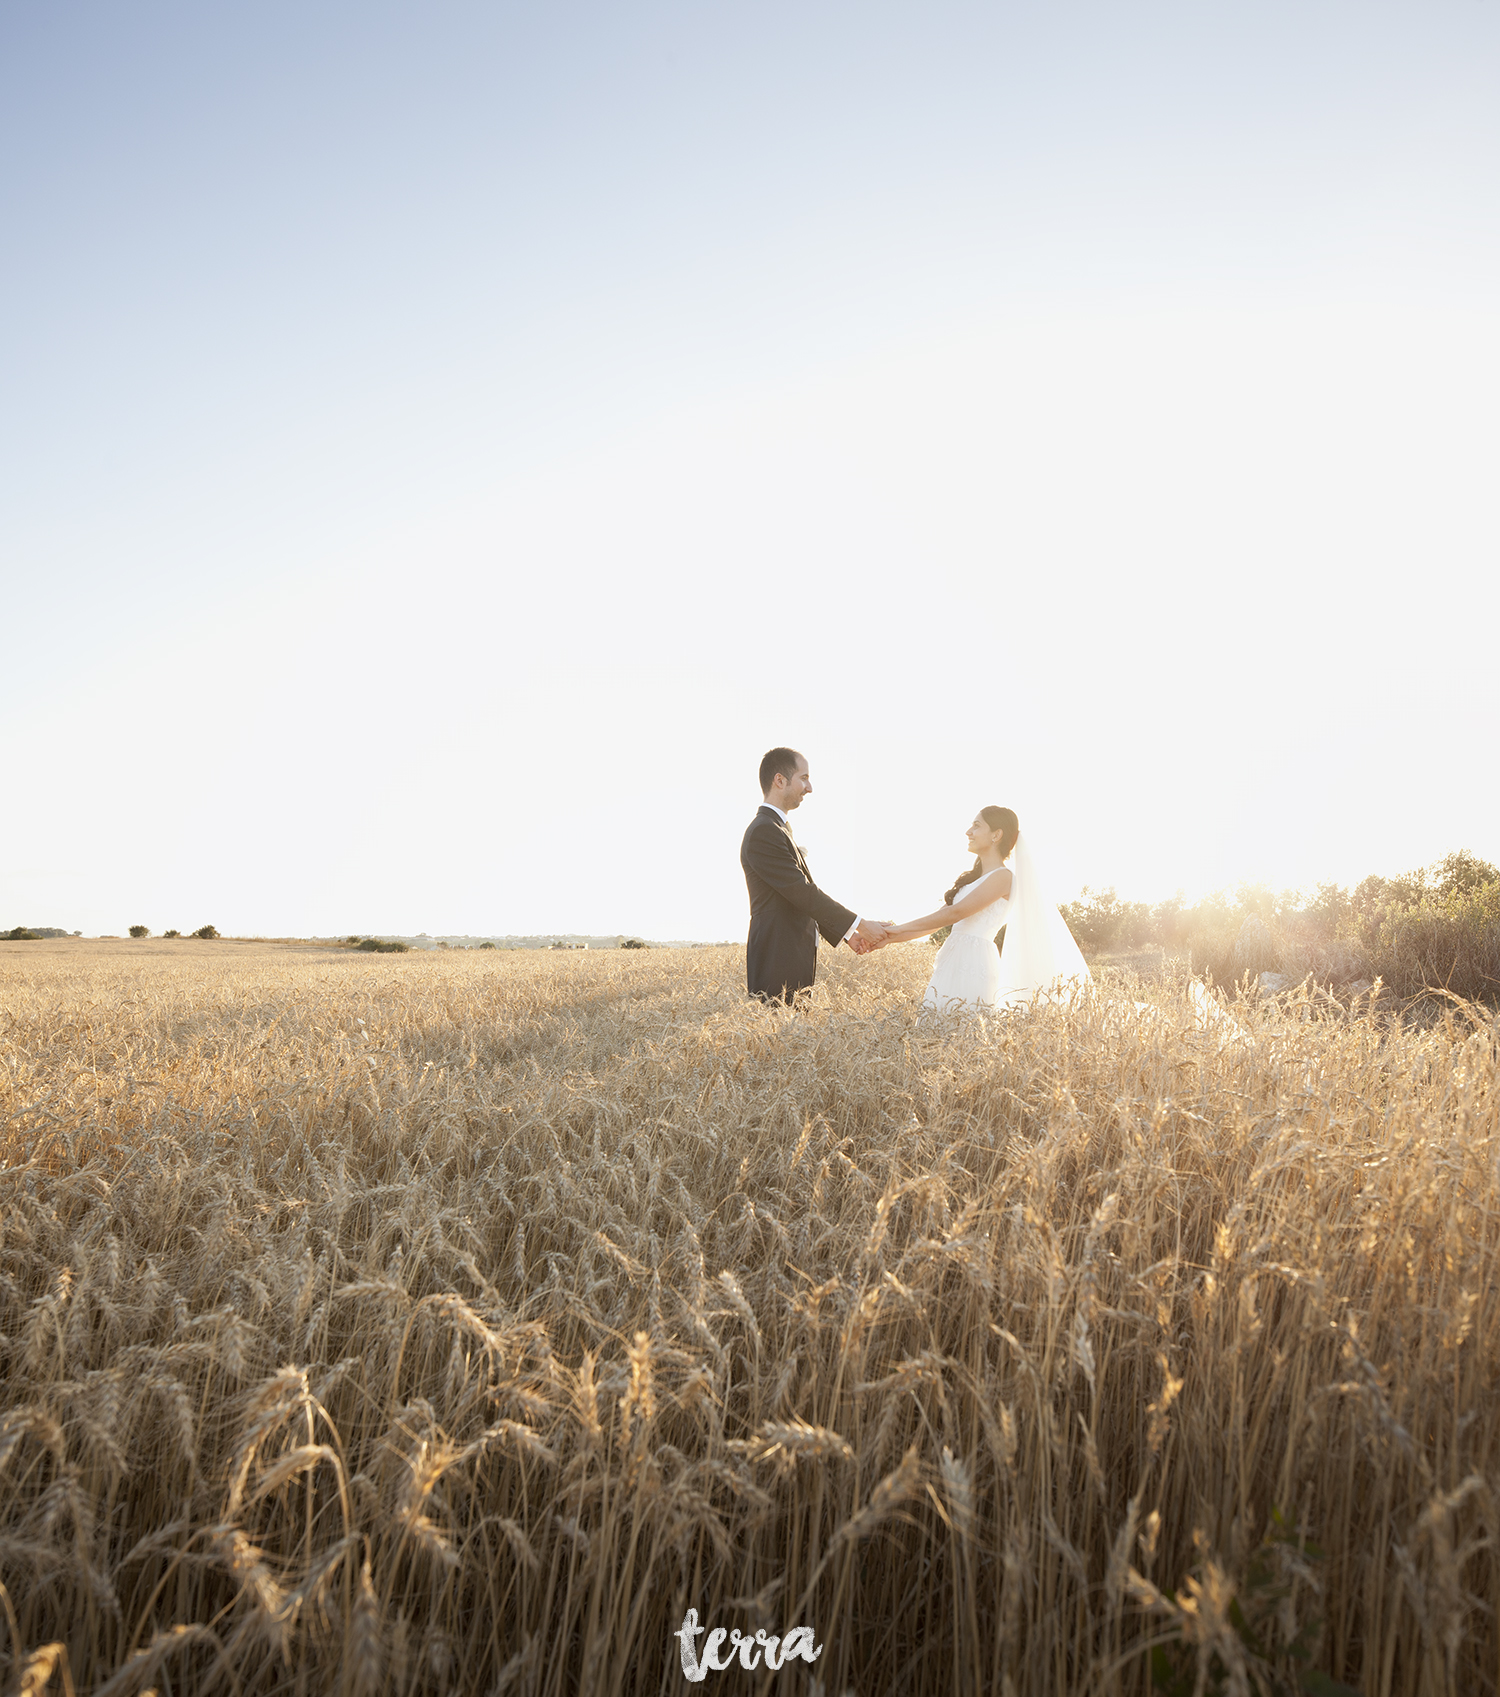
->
xmin=356 ymin=938 xmax=409 ymax=953
xmin=1059 ymin=888 xmax=1124 ymax=953
xmin=1305 ymin=882 xmax=1355 ymax=933
xmin=621 ymin=937 xmax=648 ymax=949
xmin=192 ymin=924 xmax=219 ymax=940
xmin=345 ymin=935 xmax=361 ymax=946
xmin=1058 ymin=886 xmax=1158 ymax=954
xmin=479 ymin=941 xmax=496 ymax=949
xmin=1151 ymin=892 xmax=1188 ymax=950
xmin=129 ymin=925 xmax=150 ymax=938
xmin=1435 ymin=850 xmax=1500 ymax=902
xmin=164 ymin=930 xmax=181 ymax=938
xmin=4 ymin=927 xmax=39 ymax=941
xmin=1232 ymin=882 xmax=1283 ymax=924
xmin=1356 ymin=869 xmax=1425 ymax=912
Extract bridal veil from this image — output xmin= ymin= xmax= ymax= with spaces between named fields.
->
xmin=993 ymin=832 xmax=1092 ymax=1009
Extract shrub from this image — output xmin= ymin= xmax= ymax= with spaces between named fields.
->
xmin=164 ymin=930 xmax=180 ymax=939
xmin=1060 ymin=888 xmax=1157 ymax=955
xmin=1053 ymin=849 xmax=1500 ymax=1003
xmin=3 ymin=927 xmax=39 ymax=941
xmin=356 ymin=938 xmax=409 ymax=953
xmin=1059 ymin=888 xmax=1146 ymax=954
xmin=345 ymin=936 xmax=361 ymax=946
xmin=479 ymin=941 xmax=496 ymax=950
xmin=192 ymin=925 xmax=219 ymax=940
xmin=621 ymin=937 xmax=648 ymax=949
xmin=129 ymin=925 xmax=150 ymax=938
xmin=1434 ymin=850 xmax=1500 ymax=901
xmin=1149 ymin=892 xmax=1188 ymax=950
xmin=1370 ymin=880 xmax=1500 ymax=1001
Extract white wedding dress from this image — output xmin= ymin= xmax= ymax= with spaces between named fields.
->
xmin=921 ymin=834 xmax=1092 ymax=1016
xmin=923 ymin=874 xmax=1010 ymax=1015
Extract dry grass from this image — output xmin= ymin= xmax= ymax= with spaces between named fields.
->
xmin=1 ymin=937 xmax=1497 ymax=1696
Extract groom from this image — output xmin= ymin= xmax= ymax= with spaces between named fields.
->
xmin=740 ymin=747 xmax=891 ymax=1004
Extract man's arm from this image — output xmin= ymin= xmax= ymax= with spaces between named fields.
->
xmin=742 ymin=823 xmax=857 ymax=943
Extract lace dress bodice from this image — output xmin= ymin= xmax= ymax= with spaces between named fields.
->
xmin=948 ymin=872 xmax=1010 ymax=940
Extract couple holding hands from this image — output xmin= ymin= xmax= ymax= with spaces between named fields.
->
xmin=740 ymin=746 xmax=1090 ymax=1016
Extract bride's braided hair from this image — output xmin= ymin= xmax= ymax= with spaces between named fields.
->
xmin=944 ymin=806 xmax=1019 ymax=905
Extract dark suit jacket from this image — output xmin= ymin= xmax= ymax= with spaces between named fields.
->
xmin=740 ymin=805 xmax=857 ymax=1002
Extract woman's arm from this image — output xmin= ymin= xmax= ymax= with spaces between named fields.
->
xmin=886 ymin=867 xmax=1013 ymax=943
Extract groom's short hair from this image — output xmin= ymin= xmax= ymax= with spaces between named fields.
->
xmin=759 ymin=747 xmax=804 ymax=794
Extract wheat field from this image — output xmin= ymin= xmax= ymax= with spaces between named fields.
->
xmin=1 ymin=937 xmax=1496 ymax=1696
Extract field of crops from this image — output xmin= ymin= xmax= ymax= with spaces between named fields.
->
xmin=1 ymin=938 xmax=1496 ymax=1696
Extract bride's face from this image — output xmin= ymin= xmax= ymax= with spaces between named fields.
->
xmin=966 ymin=814 xmax=1001 ymax=856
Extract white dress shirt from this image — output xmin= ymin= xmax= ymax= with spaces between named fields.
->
xmin=761 ymin=800 xmax=861 ymax=939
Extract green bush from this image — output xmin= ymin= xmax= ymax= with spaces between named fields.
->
xmin=479 ymin=941 xmax=496 ymax=950
xmin=1059 ymin=887 xmax=1154 ymax=954
xmin=129 ymin=925 xmax=150 ymax=938
xmin=3 ymin=927 xmax=39 ymax=941
xmin=1370 ymin=880 xmax=1500 ymax=1001
xmin=621 ymin=937 xmax=648 ymax=949
xmin=192 ymin=925 xmax=219 ymax=940
xmin=1063 ymin=850 xmax=1500 ymax=1003
xmin=164 ymin=930 xmax=180 ymax=939
xmin=1434 ymin=851 xmax=1500 ymax=902
xmin=356 ymin=938 xmax=409 ymax=953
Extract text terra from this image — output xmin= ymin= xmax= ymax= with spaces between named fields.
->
xmin=674 ymin=1610 xmax=823 ymax=1681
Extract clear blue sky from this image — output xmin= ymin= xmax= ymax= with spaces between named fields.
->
xmin=4 ymin=2 xmax=1497 ymax=938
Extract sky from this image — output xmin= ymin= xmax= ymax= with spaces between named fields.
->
xmin=3 ymin=1 xmax=1497 ymax=942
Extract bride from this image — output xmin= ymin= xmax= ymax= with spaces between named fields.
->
xmin=882 ymin=806 xmax=1092 ymax=1014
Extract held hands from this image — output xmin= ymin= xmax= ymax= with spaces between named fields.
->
xmin=849 ymin=917 xmax=897 ymax=955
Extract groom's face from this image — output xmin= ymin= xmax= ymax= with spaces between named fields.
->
xmin=777 ymin=759 xmax=812 ymax=811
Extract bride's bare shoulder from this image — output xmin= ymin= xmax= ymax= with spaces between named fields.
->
xmin=957 ymin=866 xmax=1012 ymax=908
xmin=982 ymin=866 xmax=1015 ymax=898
